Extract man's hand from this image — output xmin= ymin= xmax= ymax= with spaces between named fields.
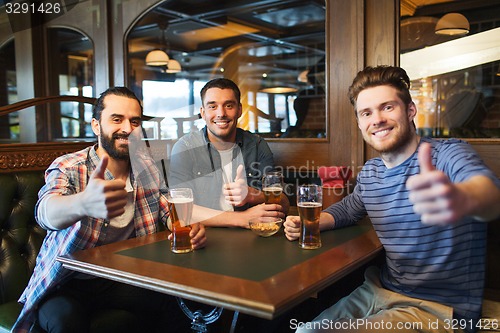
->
xmin=168 ymin=222 xmax=207 ymax=249
xmin=189 ymin=223 xmax=207 ymax=249
xmin=406 ymin=142 xmax=467 ymax=225
xmin=223 ymin=164 xmax=250 ymax=207
xmin=283 ymin=215 xmax=301 ymax=241
xmin=81 ymin=156 xmax=128 ymax=219
xmin=236 ymin=203 xmax=285 ymax=229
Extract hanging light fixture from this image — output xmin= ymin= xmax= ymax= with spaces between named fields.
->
xmin=145 ymin=49 xmax=169 ymax=66
xmin=259 ymin=72 xmax=298 ymax=94
xmin=145 ymin=23 xmax=181 ymax=73
xmin=259 ymin=48 xmax=298 ymax=94
xmin=435 ymin=13 xmax=470 ymax=36
xmin=165 ymin=59 xmax=182 ymax=73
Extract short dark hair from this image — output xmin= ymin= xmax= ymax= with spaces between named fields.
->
xmin=348 ymin=66 xmax=412 ymax=111
xmin=200 ymin=78 xmax=241 ymax=105
xmin=92 ymin=87 xmax=143 ymax=120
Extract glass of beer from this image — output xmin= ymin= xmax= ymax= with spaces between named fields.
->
xmin=297 ymin=184 xmax=322 ymax=249
xmin=167 ymin=188 xmax=194 ymax=253
xmin=262 ymin=171 xmax=283 ymax=204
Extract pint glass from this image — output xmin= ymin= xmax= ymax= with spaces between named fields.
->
xmin=262 ymin=171 xmax=283 ymax=204
xmin=297 ymin=184 xmax=322 ymax=249
xmin=167 ymin=188 xmax=194 ymax=253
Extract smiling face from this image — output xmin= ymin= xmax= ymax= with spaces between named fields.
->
xmin=201 ymin=87 xmax=242 ymax=147
xmin=356 ymin=85 xmax=418 ymax=164
xmin=92 ymin=94 xmax=142 ymax=160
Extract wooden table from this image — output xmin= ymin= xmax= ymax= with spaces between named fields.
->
xmin=57 ymin=220 xmax=382 ymax=324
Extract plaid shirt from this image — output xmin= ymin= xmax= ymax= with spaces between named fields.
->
xmin=12 ymin=145 xmax=168 ymax=332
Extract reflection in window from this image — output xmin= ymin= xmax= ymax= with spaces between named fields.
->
xmin=400 ymin=2 xmax=500 ymax=138
xmin=142 ymin=79 xmax=205 ymax=139
xmin=0 ymin=39 xmax=19 ymax=142
xmin=127 ymin=0 xmax=326 ymax=139
xmin=47 ymin=28 xmax=94 ymax=140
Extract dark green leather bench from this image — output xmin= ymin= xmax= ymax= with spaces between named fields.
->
xmin=0 ymin=171 xmax=45 ymax=333
xmin=0 ymin=170 xmax=144 ymax=333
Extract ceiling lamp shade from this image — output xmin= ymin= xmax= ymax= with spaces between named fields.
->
xmin=145 ymin=49 xmax=169 ymax=66
xmin=259 ymin=73 xmax=298 ymax=94
xmin=165 ymin=59 xmax=182 ymax=73
xmin=435 ymin=13 xmax=470 ymax=36
xmin=260 ymin=85 xmax=298 ymax=94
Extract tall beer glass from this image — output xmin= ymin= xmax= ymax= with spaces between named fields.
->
xmin=297 ymin=184 xmax=322 ymax=249
xmin=262 ymin=171 xmax=283 ymax=204
xmin=167 ymin=188 xmax=194 ymax=253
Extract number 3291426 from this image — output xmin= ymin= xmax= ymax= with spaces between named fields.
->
xmin=444 ymin=318 xmax=499 ymax=331
xmin=6 ymin=2 xmax=62 ymax=14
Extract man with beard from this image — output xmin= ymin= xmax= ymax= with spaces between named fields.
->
xmin=13 ymin=87 xmax=206 ymax=333
xmin=169 ymin=78 xmax=289 ymax=228
xmin=284 ymin=66 xmax=500 ymax=333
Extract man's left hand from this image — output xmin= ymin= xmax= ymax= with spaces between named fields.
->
xmin=223 ymin=164 xmax=249 ymax=207
xmin=406 ymin=142 xmax=467 ymax=225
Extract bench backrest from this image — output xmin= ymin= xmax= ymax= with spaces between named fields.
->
xmin=0 ymin=171 xmax=45 ymax=305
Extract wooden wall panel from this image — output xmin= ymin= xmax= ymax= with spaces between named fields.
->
xmin=364 ymin=0 xmax=398 ymax=162
xmin=268 ymin=140 xmax=329 ymax=169
xmin=328 ymin=0 xmax=365 ymax=173
xmin=469 ymin=140 xmax=500 ymax=177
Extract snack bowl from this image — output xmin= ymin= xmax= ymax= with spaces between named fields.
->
xmin=249 ymin=216 xmax=283 ymax=237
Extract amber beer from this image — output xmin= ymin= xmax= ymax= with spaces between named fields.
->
xmin=263 ymin=186 xmax=282 ymax=204
xmin=168 ymin=196 xmax=193 ymax=253
xmin=262 ymin=172 xmax=283 ymax=204
xmin=298 ymin=202 xmax=322 ymax=249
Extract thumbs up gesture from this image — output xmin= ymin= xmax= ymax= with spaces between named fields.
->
xmin=223 ymin=164 xmax=249 ymax=207
xmin=406 ymin=142 xmax=466 ymax=225
xmin=82 ymin=155 xmax=128 ymax=219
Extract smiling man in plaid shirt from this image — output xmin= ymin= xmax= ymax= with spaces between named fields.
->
xmin=12 ymin=87 xmax=206 ymax=333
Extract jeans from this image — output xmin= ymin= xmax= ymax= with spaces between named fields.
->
xmin=37 ymin=276 xmax=188 ymax=333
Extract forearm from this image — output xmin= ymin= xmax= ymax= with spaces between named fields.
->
xmin=245 ymin=187 xmax=265 ymax=205
xmin=457 ymin=175 xmax=500 ymax=221
xmin=319 ymin=212 xmax=336 ymax=231
xmin=191 ymin=205 xmax=248 ymax=228
xmin=280 ymin=193 xmax=290 ymax=214
xmin=37 ymin=193 xmax=88 ymax=230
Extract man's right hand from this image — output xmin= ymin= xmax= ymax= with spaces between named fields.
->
xmin=82 ymin=155 xmax=128 ymax=219
xmin=238 ymin=203 xmax=285 ymax=228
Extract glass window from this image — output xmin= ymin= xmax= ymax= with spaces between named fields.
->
xmin=400 ymin=1 xmax=500 ymax=138
xmin=0 ymin=39 xmax=18 ymax=142
xmin=47 ymin=27 xmax=94 ymax=140
xmin=127 ymin=0 xmax=326 ymax=139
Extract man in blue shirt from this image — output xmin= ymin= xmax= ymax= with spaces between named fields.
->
xmin=284 ymin=66 xmax=500 ymax=333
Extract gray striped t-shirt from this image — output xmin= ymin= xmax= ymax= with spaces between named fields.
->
xmin=324 ymin=137 xmax=500 ymax=324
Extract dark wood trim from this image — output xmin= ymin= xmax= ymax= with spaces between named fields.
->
xmin=329 ymin=0 xmax=365 ymax=172
xmin=0 ymin=141 xmax=95 ymax=172
xmin=0 ymin=96 xmax=97 ymax=117
xmin=364 ymin=0 xmax=398 ymax=162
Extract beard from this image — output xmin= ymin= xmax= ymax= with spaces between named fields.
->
xmin=100 ymin=132 xmax=130 ymax=160
xmin=365 ymin=120 xmax=415 ymax=155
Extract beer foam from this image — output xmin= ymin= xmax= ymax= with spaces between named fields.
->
xmin=263 ymin=186 xmax=283 ymax=191
xmin=168 ymin=197 xmax=193 ymax=204
xmin=297 ymin=202 xmax=322 ymax=208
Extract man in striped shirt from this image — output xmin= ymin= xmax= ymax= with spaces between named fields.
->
xmin=13 ymin=87 xmax=206 ymax=333
xmin=284 ymin=66 xmax=500 ymax=333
